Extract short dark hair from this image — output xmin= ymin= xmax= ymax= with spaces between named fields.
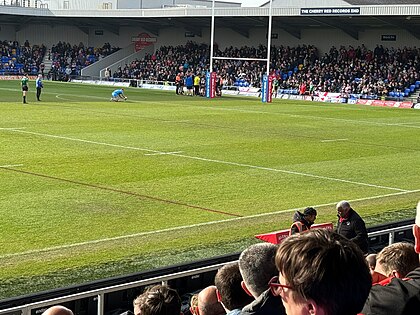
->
xmin=214 ymin=263 xmax=253 ymax=311
xmin=134 ymin=284 xmax=181 ymax=315
xmin=303 ymin=207 xmax=317 ymax=216
xmin=275 ymin=229 xmax=371 ymax=315
xmin=239 ymin=243 xmax=278 ymax=297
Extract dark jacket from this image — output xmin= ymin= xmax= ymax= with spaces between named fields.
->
xmin=336 ymin=208 xmax=368 ymax=254
xmin=290 ymin=211 xmax=312 ymax=235
xmin=241 ymin=289 xmax=286 ymax=315
xmin=361 ymin=267 xmax=420 ymax=315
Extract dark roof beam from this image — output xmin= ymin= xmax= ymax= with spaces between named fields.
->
xmin=272 ymin=20 xmax=301 ymax=39
xmin=219 ymin=19 xmax=250 ymax=38
xmin=15 ymin=17 xmax=33 ymax=32
xmin=94 ymin=20 xmax=120 ymax=36
xmin=170 ymin=19 xmax=203 ymax=37
xmin=308 ymin=17 xmax=359 ymax=40
xmin=374 ymin=16 xmax=420 ymax=40
xmin=141 ymin=25 xmax=159 ymax=36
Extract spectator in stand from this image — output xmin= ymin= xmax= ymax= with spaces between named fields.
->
xmin=373 ymin=242 xmax=419 ymax=284
xmin=289 ymin=207 xmax=317 ymax=235
xmin=214 ymin=263 xmax=253 ymax=315
xmin=366 ymin=254 xmax=387 ymax=284
xmin=361 ymin=202 xmax=420 ymax=315
xmin=239 ymin=243 xmax=286 ymax=315
xmin=272 ymin=229 xmax=371 ymax=315
xmin=41 ymin=306 xmax=74 ymax=315
xmin=336 ymin=200 xmax=369 ymax=254
xmin=191 ymin=286 xmax=225 ymax=315
xmin=133 ymin=284 xmax=181 ymax=315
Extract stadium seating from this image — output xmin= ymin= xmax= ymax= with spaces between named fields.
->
xmin=112 ymin=42 xmax=420 ymax=101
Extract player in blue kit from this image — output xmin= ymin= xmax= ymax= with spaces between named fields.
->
xmin=110 ymin=88 xmax=127 ymax=102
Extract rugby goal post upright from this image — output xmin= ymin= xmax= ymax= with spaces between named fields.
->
xmin=208 ymin=0 xmax=274 ymax=102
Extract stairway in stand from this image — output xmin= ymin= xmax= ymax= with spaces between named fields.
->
xmin=41 ymin=49 xmax=52 ymax=78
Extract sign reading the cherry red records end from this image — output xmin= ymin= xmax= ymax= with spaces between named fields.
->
xmin=132 ymin=33 xmax=157 ymax=51
xmin=255 ymin=222 xmax=333 ymax=244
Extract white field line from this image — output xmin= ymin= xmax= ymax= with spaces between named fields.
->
xmin=2 ymin=128 xmax=409 ymax=192
xmin=321 ymin=139 xmax=349 ymax=143
xmin=0 ymin=164 xmax=23 ymax=168
xmin=144 ymin=151 xmax=183 ymax=156
xmin=0 ymin=127 xmax=26 ymax=130
xmin=1 ymin=188 xmax=419 ymax=260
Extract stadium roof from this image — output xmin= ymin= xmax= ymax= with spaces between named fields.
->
xmin=0 ymin=4 xmax=420 ymax=40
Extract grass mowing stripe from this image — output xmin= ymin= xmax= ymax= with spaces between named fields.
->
xmin=3 ymin=85 xmax=419 ymax=129
xmin=1 ymin=188 xmax=419 ymax=260
xmin=2 ymin=128 xmax=410 ymax=192
xmin=1 ymin=167 xmax=242 ymax=218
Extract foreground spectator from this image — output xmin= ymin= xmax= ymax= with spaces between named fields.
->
xmin=239 ymin=243 xmax=286 ymax=315
xmin=214 ymin=263 xmax=253 ymax=315
xmin=133 ymin=284 xmax=181 ymax=315
xmin=336 ymin=200 xmax=369 ymax=254
xmin=273 ymin=229 xmax=371 ymax=315
xmin=366 ymin=254 xmax=387 ymax=284
xmin=362 ymin=202 xmax=420 ymax=314
xmin=374 ymin=242 xmax=419 ymax=282
xmin=41 ymin=306 xmax=74 ymax=315
xmin=191 ymin=285 xmax=225 ymax=315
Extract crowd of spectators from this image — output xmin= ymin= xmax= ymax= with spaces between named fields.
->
xmin=110 ymin=41 xmax=420 ymax=100
xmin=1 ymin=38 xmax=419 ymax=100
xmin=49 ymin=41 xmax=119 ymax=80
xmin=0 ymin=39 xmax=46 ymax=75
xmin=36 ymin=201 xmax=420 ymax=315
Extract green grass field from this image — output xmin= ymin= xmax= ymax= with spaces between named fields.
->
xmin=1 ymin=80 xmax=420 ymax=299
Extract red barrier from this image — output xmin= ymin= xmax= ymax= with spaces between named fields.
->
xmin=255 ymin=222 xmax=334 ymax=244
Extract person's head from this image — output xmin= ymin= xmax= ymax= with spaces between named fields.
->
xmin=41 ymin=306 xmax=74 ymax=315
xmin=133 ymin=284 xmax=181 ymax=315
xmin=303 ymin=207 xmax=317 ymax=224
xmin=192 ymin=285 xmax=225 ymax=315
xmin=336 ymin=200 xmax=351 ymax=218
xmin=190 ymin=294 xmax=199 ymax=315
xmin=239 ymin=243 xmax=278 ymax=298
xmin=214 ymin=262 xmax=253 ymax=312
xmin=273 ymin=229 xmax=371 ymax=315
xmin=38 ymin=74 xmax=42 ymax=78
xmin=375 ymin=242 xmax=419 ymax=278
xmin=365 ymin=254 xmax=377 ymax=272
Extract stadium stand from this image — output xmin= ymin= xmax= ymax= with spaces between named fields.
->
xmin=0 ymin=40 xmax=45 ymax=75
xmin=49 ymin=41 xmax=120 ymax=80
xmin=105 ymin=42 xmax=420 ymax=101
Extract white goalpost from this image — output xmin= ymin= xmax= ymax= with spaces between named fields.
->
xmin=208 ymin=0 xmax=274 ymax=102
